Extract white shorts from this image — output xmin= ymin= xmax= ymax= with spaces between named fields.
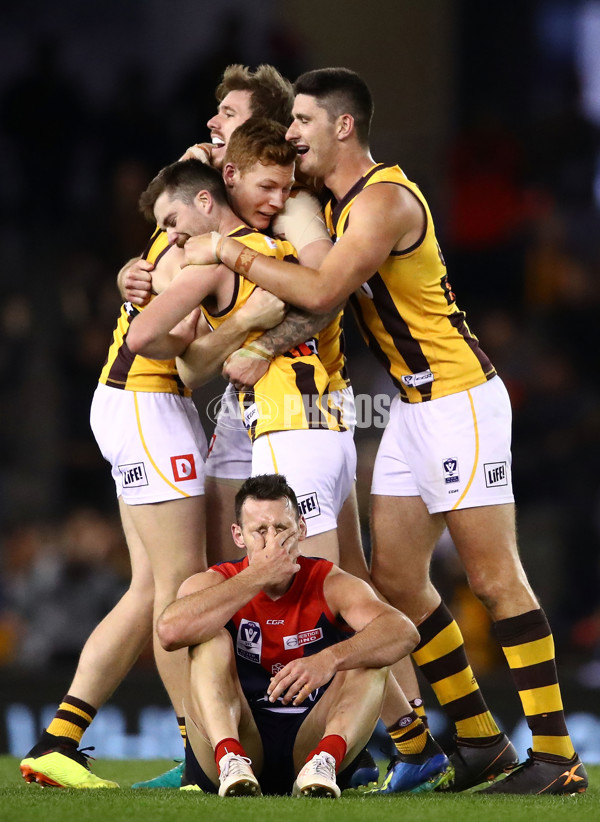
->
xmin=90 ymin=383 xmax=208 ymax=504
xmin=251 ymin=428 xmax=356 ymax=537
xmin=205 ymin=383 xmax=252 ymax=481
xmin=371 ymin=376 xmax=514 ymax=514
xmin=205 ymin=384 xmax=357 ymax=481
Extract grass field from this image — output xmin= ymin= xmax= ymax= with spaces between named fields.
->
xmin=1 ymin=756 xmax=597 ymax=822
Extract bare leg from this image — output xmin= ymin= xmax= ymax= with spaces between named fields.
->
xmin=123 ymin=494 xmax=206 ymax=716
xmin=204 ymin=476 xmax=244 ymax=565
xmin=370 ymin=494 xmax=445 ymax=624
xmin=293 ymin=668 xmax=388 ymax=773
xmin=337 ymin=487 xmax=424 ymax=720
xmin=67 ymin=500 xmax=155 ymax=706
xmin=301 ymin=528 xmax=340 ymax=564
xmin=444 ymin=503 xmax=538 ymax=619
xmin=185 ymin=630 xmax=263 ymax=786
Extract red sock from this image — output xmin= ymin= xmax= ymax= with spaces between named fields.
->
xmin=214 ymin=737 xmax=246 ymax=767
xmin=306 ymin=734 xmax=347 ymax=771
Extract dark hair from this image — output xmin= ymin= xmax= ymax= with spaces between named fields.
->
xmin=217 ymin=64 xmax=294 ymax=126
xmin=138 ymin=158 xmax=227 ymax=221
xmin=225 ymin=117 xmax=297 ymax=173
xmin=294 ymin=67 xmax=374 ymax=146
xmin=234 ymin=474 xmax=299 ymax=524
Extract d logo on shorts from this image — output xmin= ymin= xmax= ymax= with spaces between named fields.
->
xmin=170 ymin=454 xmax=197 ymax=482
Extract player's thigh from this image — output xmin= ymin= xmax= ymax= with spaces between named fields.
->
xmin=204 ymin=477 xmax=245 ymax=565
xmin=370 ymin=494 xmax=444 ymax=593
xmin=337 ymin=482 xmax=371 ymax=580
xmin=125 ymin=495 xmax=206 ymax=592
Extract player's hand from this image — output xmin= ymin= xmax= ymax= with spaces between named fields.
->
xmin=119 ymin=258 xmax=154 ymax=305
xmin=267 ymin=650 xmax=337 ymax=706
xmin=246 ymin=526 xmax=301 ymax=588
xmin=169 ymin=307 xmax=204 ymax=352
xmin=237 ymin=288 xmax=287 ymax=331
xmin=178 ymin=142 xmax=213 ymax=163
xmin=182 ymin=234 xmax=219 ymax=267
xmin=222 ymin=350 xmax=270 ymax=390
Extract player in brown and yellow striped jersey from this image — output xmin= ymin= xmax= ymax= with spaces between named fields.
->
xmin=184 ymin=68 xmax=587 ymax=796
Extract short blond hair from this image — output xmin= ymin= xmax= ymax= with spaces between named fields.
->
xmin=216 ymin=64 xmax=294 ymax=126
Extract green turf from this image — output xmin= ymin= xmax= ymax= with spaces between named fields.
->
xmin=1 ymin=756 xmax=598 ymax=822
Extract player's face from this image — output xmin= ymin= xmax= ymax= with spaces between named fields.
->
xmin=207 ymin=90 xmax=253 ymax=169
xmin=226 ymin=161 xmax=295 ymax=230
xmin=286 ymin=94 xmax=338 ymax=178
xmin=154 ymin=191 xmax=211 ymax=247
xmin=233 ymin=496 xmax=305 ymax=561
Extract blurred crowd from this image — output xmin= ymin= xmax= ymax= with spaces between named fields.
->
xmin=1 ymin=26 xmax=600 ymax=685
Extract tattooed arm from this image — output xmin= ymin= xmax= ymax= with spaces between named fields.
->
xmin=222 ymin=304 xmax=343 ymax=389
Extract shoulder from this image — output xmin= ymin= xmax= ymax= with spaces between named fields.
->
xmin=322 ymin=566 xmax=375 ymax=610
xmin=152 ymin=245 xmax=185 ymax=293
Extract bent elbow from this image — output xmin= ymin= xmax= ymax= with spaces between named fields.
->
xmin=125 ymin=325 xmax=147 ymax=355
xmin=156 ymin=616 xmax=182 ymax=652
xmin=302 ymin=291 xmax=338 ymax=315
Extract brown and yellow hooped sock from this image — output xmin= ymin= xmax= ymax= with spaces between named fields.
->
xmin=413 ymin=602 xmax=500 ymax=740
xmin=387 ymin=711 xmax=429 ymax=756
xmin=46 ymin=695 xmax=97 ymax=746
xmin=494 ymin=608 xmax=575 ymax=761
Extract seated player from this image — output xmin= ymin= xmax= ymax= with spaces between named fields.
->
xmin=156 ymin=474 xmax=439 ymax=796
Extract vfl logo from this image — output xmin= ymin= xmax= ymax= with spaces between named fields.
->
xmin=119 ymin=462 xmax=148 ymax=488
xmin=443 ymin=458 xmax=460 ymax=485
xmin=484 ymin=462 xmax=508 ymax=488
xmin=283 ymin=628 xmax=323 ymax=650
xmin=297 ymin=492 xmax=320 ymax=520
xmin=171 ymin=454 xmax=197 ymax=482
xmin=237 ymin=619 xmax=262 ymax=663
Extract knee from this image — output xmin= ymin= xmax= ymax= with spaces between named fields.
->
xmin=467 ymin=568 xmax=531 ymax=615
xmin=188 ymin=628 xmax=234 ymax=664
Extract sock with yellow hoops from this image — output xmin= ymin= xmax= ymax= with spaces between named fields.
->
xmin=493 ymin=608 xmax=575 ymax=761
xmin=412 ymin=602 xmax=501 ymax=741
xmin=45 ymin=695 xmax=97 ymax=747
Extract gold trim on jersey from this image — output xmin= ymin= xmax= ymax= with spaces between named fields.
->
xmin=203 ymin=226 xmax=346 ymax=442
xmin=325 ymin=164 xmax=496 ymax=403
xmin=98 ymin=227 xmax=191 ymax=396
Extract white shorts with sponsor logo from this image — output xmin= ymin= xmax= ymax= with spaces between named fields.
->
xmin=90 ymin=383 xmax=208 ymax=504
xmin=251 ymin=428 xmax=356 ymax=537
xmin=205 ymin=384 xmax=357 ymax=481
xmin=371 ymin=376 xmax=514 ymax=513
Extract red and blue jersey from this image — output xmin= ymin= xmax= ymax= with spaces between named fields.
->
xmin=212 ymin=555 xmax=353 ymax=713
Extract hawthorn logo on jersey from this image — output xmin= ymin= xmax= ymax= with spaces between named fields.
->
xmin=297 ymin=492 xmax=320 ymax=520
xmin=283 ymin=627 xmax=323 ymax=650
xmin=119 ymin=462 xmax=148 ymax=487
xmin=443 ymin=458 xmax=460 ymax=485
xmin=358 ymin=281 xmax=374 ymax=299
xmin=170 ymin=454 xmax=197 ymax=482
xmin=484 ymin=462 xmax=508 ymax=488
xmin=237 ymin=619 xmax=262 ymax=663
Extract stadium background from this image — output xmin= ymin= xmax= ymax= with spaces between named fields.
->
xmin=1 ymin=0 xmax=600 ymax=763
